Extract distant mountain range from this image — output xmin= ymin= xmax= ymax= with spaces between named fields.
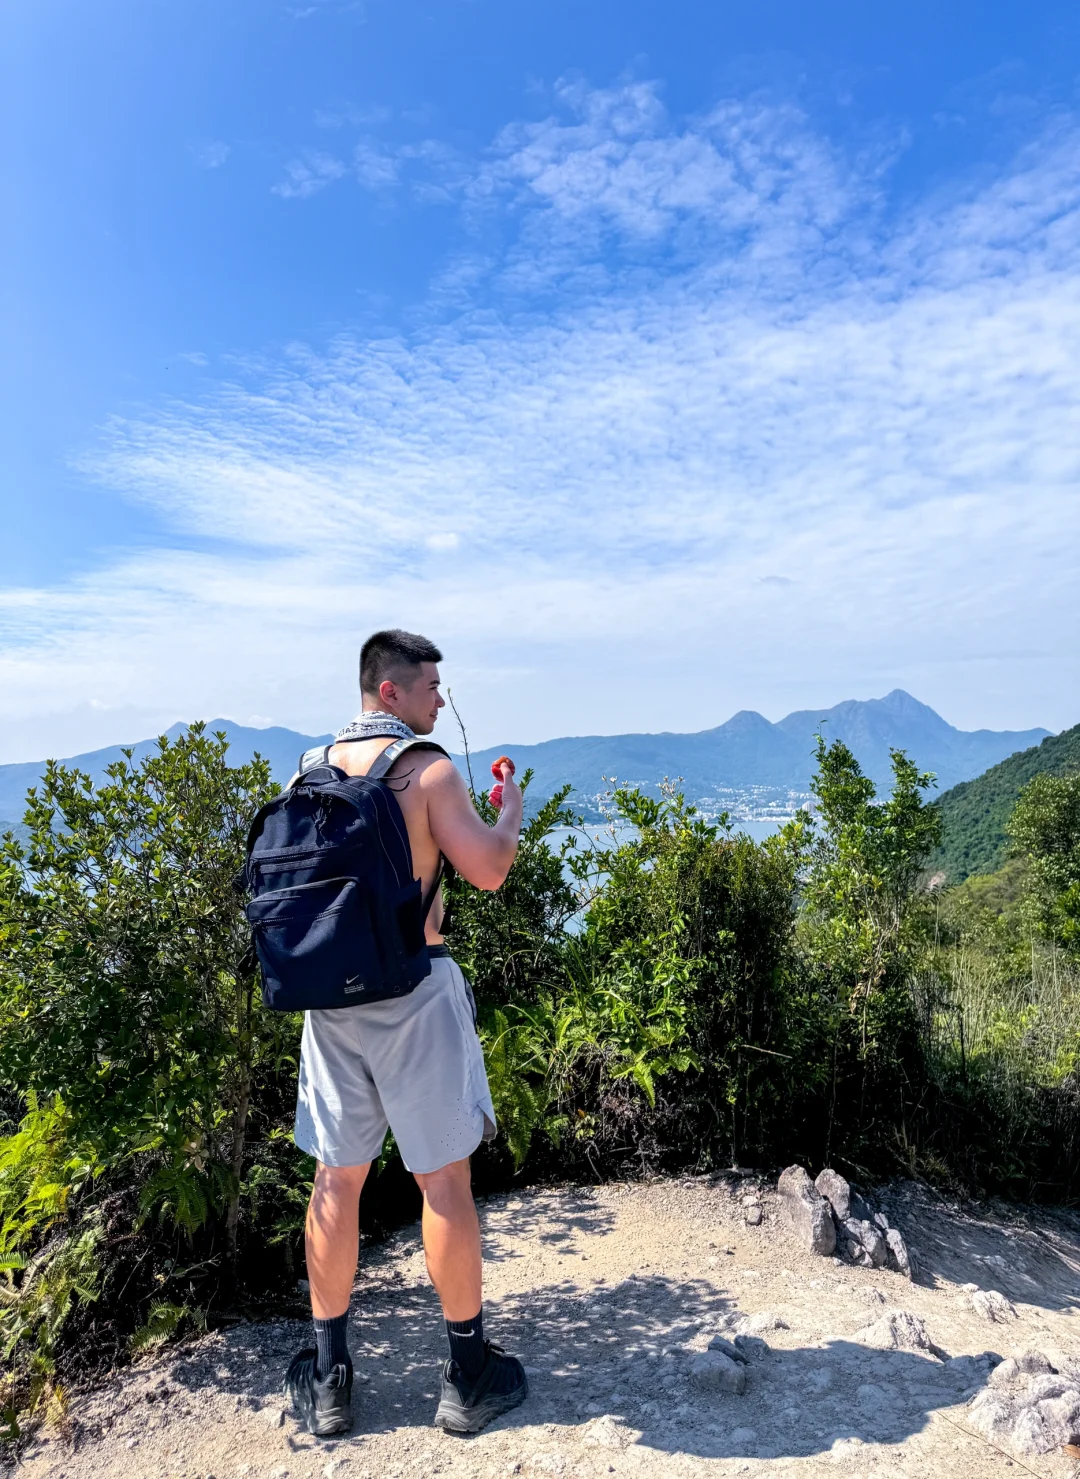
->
xmin=459 ymin=691 xmax=1050 ymax=810
xmin=0 ymin=691 xmax=1052 ymax=835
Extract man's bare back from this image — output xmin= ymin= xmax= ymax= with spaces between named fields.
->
xmin=324 ymin=667 xmax=521 ymax=943
xmin=327 ymin=739 xmax=451 ymax=943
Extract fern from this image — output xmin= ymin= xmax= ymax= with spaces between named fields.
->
xmin=130 ymin=1299 xmax=206 ymax=1356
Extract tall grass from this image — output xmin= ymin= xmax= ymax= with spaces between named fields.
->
xmin=912 ymin=936 xmax=1080 ymax=1198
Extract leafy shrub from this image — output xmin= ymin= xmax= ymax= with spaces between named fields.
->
xmin=1 ymin=719 xmax=1077 ymax=1439
xmin=0 ymin=727 xmax=307 ymax=1430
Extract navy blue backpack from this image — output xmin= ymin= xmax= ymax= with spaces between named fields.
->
xmin=239 ymin=737 xmax=449 ymax=1011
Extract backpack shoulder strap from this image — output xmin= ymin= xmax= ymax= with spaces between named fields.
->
xmin=297 ymin=743 xmax=333 ymax=778
xmin=366 ymin=737 xmax=450 ymax=783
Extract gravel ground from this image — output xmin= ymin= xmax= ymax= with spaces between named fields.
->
xmin=9 ymin=1175 xmax=1080 ymax=1479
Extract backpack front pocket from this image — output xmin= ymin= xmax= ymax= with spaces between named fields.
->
xmin=246 ymin=876 xmax=381 ymax=1010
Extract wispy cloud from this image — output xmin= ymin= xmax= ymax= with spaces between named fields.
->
xmin=193 ymin=141 xmax=230 ymax=169
xmin=271 ymin=150 xmax=348 ymax=198
xmin=3 ymin=82 xmax=1079 ymax=758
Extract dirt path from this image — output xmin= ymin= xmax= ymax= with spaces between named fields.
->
xmin=11 ymin=1175 xmax=1080 ymax=1479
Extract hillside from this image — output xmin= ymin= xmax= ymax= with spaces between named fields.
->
xmin=933 ymin=721 xmax=1080 ymax=882
xmin=0 ymin=692 xmax=1051 ymax=835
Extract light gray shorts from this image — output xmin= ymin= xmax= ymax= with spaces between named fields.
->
xmin=294 ymin=952 xmax=497 ymax=1174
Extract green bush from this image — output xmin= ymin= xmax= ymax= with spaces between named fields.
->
xmin=0 ymin=727 xmax=306 ymax=1433
xmin=1 ymin=721 xmax=1077 ymax=1439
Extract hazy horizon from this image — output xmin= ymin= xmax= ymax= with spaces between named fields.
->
xmin=0 ymin=687 xmax=1059 ymax=770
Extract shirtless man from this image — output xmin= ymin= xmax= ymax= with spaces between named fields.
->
xmin=284 ymin=629 xmax=527 ymax=1438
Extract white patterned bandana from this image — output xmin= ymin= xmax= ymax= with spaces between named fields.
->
xmin=335 ymin=710 xmax=417 ymax=744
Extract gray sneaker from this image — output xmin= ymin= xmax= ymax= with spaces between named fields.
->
xmin=284 ymin=1346 xmax=354 ymax=1437
xmin=434 ymin=1342 xmax=528 ymax=1435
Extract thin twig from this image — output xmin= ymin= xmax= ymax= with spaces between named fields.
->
xmin=446 ymin=688 xmax=476 ymax=797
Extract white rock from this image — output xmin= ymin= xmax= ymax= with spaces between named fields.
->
xmin=854 ymin=1309 xmax=942 ymax=1357
xmin=1011 ymin=1405 xmax=1056 ymax=1456
xmin=969 ymin=1353 xmax=1080 ymax=1457
xmin=829 ymin=1436 xmax=865 ymax=1462
xmin=989 ymin=1357 xmax=1020 ymax=1388
xmin=1026 ymin=1376 xmax=1077 ymax=1405
xmin=969 ymin=1391 xmax=1017 ymax=1440
xmin=1035 ymin=1391 xmax=1080 ymax=1445
xmin=689 ymin=1350 xmax=747 ymax=1394
xmin=970 ymin=1289 xmax=1017 ymax=1322
xmin=580 ymin=1415 xmax=635 ymax=1449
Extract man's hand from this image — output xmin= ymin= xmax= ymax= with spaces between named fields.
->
xmin=489 ymin=756 xmax=519 ymax=811
xmin=423 ymin=757 xmax=523 ymax=891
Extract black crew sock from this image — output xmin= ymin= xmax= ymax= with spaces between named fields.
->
xmin=313 ymin=1310 xmax=351 ymax=1381
xmin=446 ymin=1309 xmax=485 ymax=1381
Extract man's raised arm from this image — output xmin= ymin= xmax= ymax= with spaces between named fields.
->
xmin=423 ymin=757 xmax=522 ymax=891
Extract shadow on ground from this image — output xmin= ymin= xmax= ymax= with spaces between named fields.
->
xmin=162 ymin=1264 xmax=1003 ymax=1464
xmin=877 ymin=1183 xmax=1080 ymax=1315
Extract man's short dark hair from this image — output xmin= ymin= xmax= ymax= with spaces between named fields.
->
xmin=360 ymin=629 xmax=443 ymax=697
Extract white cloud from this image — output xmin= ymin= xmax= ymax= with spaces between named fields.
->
xmin=2 ymin=84 xmax=1079 ymax=760
xmin=193 ymin=141 xmax=231 ymax=169
xmin=272 ymin=151 xmax=348 ymax=198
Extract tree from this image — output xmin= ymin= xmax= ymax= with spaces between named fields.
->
xmin=1008 ymin=772 xmax=1080 ymax=956
xmin=798 ymin=738 xmax=941 ymax=1163
xmin=802 ymin=737 xmax=942 ymax=1010
xmin=0 ymin=725 xmax=296 ymax=1265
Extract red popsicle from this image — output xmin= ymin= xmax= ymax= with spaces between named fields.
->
xmin=488 ymin=754 xmax=515 ymax=809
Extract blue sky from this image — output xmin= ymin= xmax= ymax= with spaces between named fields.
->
xmin=2 ymin=0 xmax=1079 ymax=761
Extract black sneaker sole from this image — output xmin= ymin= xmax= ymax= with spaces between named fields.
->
xmin=284 ymin=1350 xmax=354 ymax=1438
xmin=298 ymin=1401 xmax=354 ymax=1439
xmin=434 ymin=1377 xmax=528 ymax=1435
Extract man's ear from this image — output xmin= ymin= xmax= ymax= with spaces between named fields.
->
xmin=378 ymin=678 xmax=398 ymax=708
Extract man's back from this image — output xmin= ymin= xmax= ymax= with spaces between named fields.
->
xmin=327 ymin=738 xmax=448 ymax=942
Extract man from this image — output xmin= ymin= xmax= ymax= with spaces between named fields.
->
xmin=285 ymin=629 xmax=528 ymax=1439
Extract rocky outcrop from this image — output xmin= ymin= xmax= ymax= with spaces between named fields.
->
xmin=969 ymin=1349 xmax=1080 ymax=1457
xmin=780 ymin=1166 xmax=916 ymax=1276
xmin=776 ymin=1165 xmax=837 ymax=1256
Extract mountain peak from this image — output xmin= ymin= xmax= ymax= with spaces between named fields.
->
xmin=717 ymin=709 xmax=773 ymax=733
xmin=878 ymin=689 xmax=934 ymax=714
